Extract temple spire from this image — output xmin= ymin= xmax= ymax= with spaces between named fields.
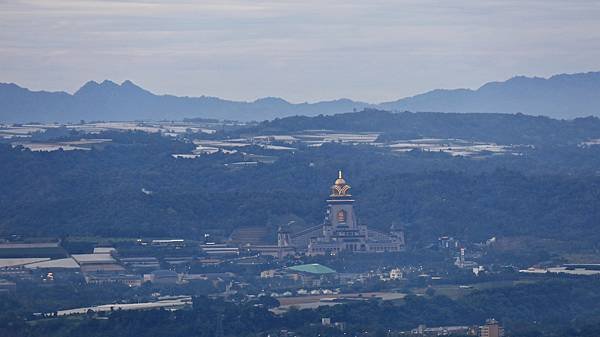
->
xmin=331 ymin=170 xmax=351 ymax=197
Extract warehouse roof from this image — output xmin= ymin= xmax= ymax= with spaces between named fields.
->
xmin=287 ymin=263 xmax=336 ymax=275
xmin=25 ymin=258 xmax=80 ymax=269
xmin=0 ymin=242 xmax=60 ymax=249
xmin=72 ymin=254 xmax=115 ymax=264
xmin=0 ymin=258 xmax=50 ymax=268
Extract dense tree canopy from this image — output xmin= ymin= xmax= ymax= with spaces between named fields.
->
xmin=1 ymin=129 xmax=600 ymax=246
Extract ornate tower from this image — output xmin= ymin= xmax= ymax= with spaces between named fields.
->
xmin=326 ymin=170 xmax=358 ymax=230
xmin=307 ymin=170 xmax=406 ymax=255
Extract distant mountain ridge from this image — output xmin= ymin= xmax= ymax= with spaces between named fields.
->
xmin=0 ymin=80 xmax=372 ymax=123
xmin=1 ymin=71 xmax=600 ymax=122
xmin=381 ymin=72 xmax=600 ymax=118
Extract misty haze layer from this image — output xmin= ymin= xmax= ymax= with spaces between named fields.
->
xmin=1 ymin=0 xmax=600 ymax=102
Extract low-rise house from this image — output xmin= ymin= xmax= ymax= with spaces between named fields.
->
xmin=120 ymin=257 xmax=161 ymax=271
xmin=85 ymin=272 xmax=142 ymax=287
xmin=390 ymin=268 xmax=403 ymax=280
xmin=200 ymin=244 xmax=240 ymax=257
xmin=411 ymin=324 xmax=477 ymax=336
xmin=93 ymin=247 xmax=116 ymax=254
xmin=145 ymin=270 xmax=179 ymax=284
xmin=151 ymin=239 xmax=185 ymax=247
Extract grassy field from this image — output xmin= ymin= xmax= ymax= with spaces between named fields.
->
xmin=413 ymin=279 xmax=540 ymax=300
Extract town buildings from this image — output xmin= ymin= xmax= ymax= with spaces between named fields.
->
xmin=409 ymin=319 xmax=503 ymax=337
xmin=480 ymin=319 xmax=504 ymax=337
xmin=389 ymin=268 xmax=403 ymax=280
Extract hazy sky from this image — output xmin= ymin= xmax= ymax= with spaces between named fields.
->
xmin=1 ymin=0 xmax=600 ymax=102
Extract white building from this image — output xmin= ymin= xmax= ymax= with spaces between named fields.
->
xmin=390 ymin=268 xmax=403 ymax=280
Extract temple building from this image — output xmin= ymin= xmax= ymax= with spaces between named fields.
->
xmin=284 ymin=171 xmax=405 ymax=255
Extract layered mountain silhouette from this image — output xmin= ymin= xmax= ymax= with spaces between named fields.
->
xmin=1 ymin=71 xmax=599 ymax=122
xmin=0 ymin=80 xmax=371 ymax=122
xmin=381 ymin=72 xmax=600 ymax=118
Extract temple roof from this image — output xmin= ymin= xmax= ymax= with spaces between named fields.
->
xmin=287 ymin=263 xmax=336 ymax=274
xmin=331 ymin=170 xmax=351 ymax=197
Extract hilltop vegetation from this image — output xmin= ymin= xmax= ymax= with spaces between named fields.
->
xmin=1 ymin=122 xmax=600 ymax=249
xmin=244 ymin=110 xmax=600 ymax=145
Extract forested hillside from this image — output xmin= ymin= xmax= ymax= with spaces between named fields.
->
xmin=1 ymin=129 xmax=600 ymax=246
xmin=247 ymin=110 xmax=600 ymax=145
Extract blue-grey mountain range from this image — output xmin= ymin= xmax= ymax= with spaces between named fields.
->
xmin=1 ymin=71 xmax=599 ymax=122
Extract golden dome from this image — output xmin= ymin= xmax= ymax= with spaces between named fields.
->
xmin=331 ymin=170 xmax=351 ymax=197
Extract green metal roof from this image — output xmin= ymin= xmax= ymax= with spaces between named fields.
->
xmin=287 ymin=263 xmax=336 ymax=275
